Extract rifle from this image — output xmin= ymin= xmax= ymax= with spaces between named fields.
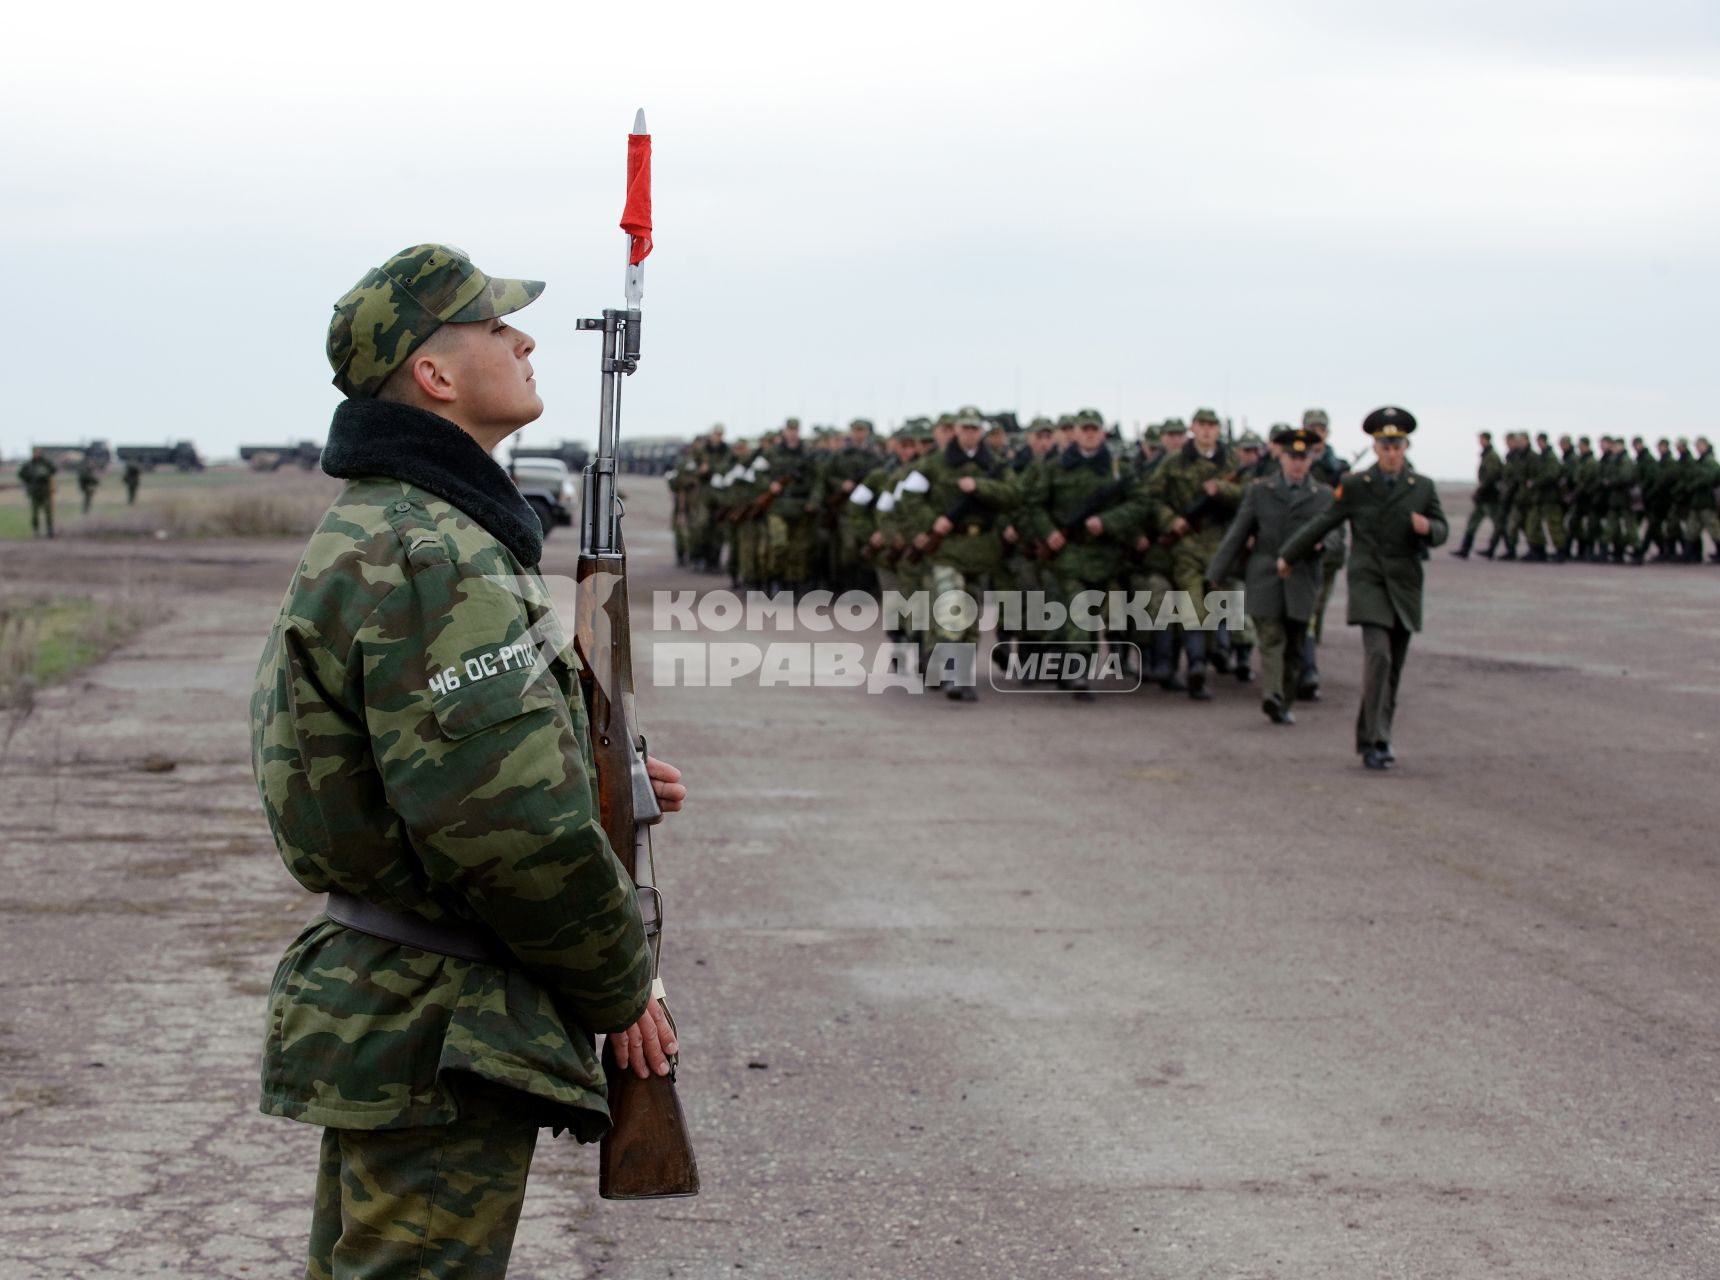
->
xmin=574 ymin=109 xmax=699 ymax=1201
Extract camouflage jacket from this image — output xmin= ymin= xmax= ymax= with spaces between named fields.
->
xmin=899 ymin=441 xmax=1019 ymax=576
xmin=1148 ymin=441 xmax=1244 ymax=552
xmin=1023 ymin=443 xmax=1145 ymax=582
xmin=251 ymin=400 xmax=650 ymax=1139
xmin=17 ymin=457 xmax=56 ymax=499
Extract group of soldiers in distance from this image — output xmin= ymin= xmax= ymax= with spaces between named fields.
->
xmin=15 ymin=448 xmax=143 ymax=537
xmin=1452 ymin=430 xmax=1720 ymax=564
xmin=667 ymin=408 xmax=1356 ymax=711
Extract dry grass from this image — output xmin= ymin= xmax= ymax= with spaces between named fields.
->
xmin=0 ymin=593 xmax=156 ymax=710
xmin=0 ymin=467 xmax=340 ymax=541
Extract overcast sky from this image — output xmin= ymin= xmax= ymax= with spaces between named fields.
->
xmin=4 ymin=0 xmax=1717 ymax=478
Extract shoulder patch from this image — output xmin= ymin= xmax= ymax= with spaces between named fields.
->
xmin=384 ymin=498 xmax=450 ymax=571
xmin=1334 ymin=484 xmax=1344 ymax=500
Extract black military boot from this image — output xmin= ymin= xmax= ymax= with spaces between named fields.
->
xmin=1628 ymin=545 xmax=1646 ymax=565
xmin=1450 ymin=530 xmax=1474 ymax=559
xmin=1232 ymin=644 xmax=1254 ymax=683
xmin=1480 ymin=532 xmax=1500 ymax=559
xmin=1297 ymin=633 xmax=1321 ymax=702
xmin=1525 ymin=545 xmax=1547 ymax=562
xmin=1184 ymin=632 xmax=1213 ymax=701
xmin=1500 ymin=542 xmax=1518 ymax=561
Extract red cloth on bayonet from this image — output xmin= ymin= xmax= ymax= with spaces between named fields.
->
xmin=622 ymin=133 xmax=653 ymax=265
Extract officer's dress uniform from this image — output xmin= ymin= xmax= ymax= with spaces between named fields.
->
xmin=253 ymin=401 xmax=651 ymax=1278
xmin=1280 ymin=408 xmax=1447 ymax=767
xmin=1208 ymin=457 xmax=1333 ymax=720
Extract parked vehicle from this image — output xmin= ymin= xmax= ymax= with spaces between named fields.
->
xmin=509 ymin=457 xmax=577 ymax=536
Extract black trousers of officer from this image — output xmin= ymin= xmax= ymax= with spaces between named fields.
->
xmin=1356 ymin=622 xmax=1412 ymax=752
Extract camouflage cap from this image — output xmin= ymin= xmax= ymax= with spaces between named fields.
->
xmin=849 ymin=418 xmax=874 ymax=432
xmin=1143 ymin=424 xmax=1161 ymax=442
xmin=1237 ymin=431 xmax=1265 ymax=450
xmin=1073 ymin=408 xmax=1105 ymax=428
xmin=1302 ymin=408 xmax=1330 ymax=430
xmin=1029 ymin=416 xmax=1055 ymax=434
xmin=327 ymin=244 xmax=544 ymax=399
xmin=1191 ymin=407 xmax=1221 ymax=426
xmin=1160 ymin=417 xmax=1188 ymax=435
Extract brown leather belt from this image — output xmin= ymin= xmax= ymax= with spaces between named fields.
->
xmin=323 ymin=892 xmax=512 ymax=967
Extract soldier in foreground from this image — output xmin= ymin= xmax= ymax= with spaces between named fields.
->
xmin=1279 ymin=407 xmax=1446 ymax=770
xmin=252 ymin=245 xmax=689 ymax=1278
xmin=18 ymin=448 xmax=57 ymax=537
xmin=1208 ymin=427 xmax=1334 ymax=725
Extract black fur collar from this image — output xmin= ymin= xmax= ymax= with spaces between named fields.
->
xmin=944 ymin=439 xmax=997 ymax=472
xmin=1182 ymin=439 xmax=1228 ymax=467
xmin=322 ymin=399 xmax=544 ymax=567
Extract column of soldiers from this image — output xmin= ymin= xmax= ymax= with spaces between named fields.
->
xmin=1452 ymin=431 xmax=1719 ymax=564
xmin=667 ymin=406 xmax=1364 ymax=714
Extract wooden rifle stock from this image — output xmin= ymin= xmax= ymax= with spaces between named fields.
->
xmin=575 ymin=546 xmax=700 ymax=1199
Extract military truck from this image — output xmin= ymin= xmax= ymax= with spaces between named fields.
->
xmin=34 ymin=440 xmax=112 ymax=470
xmin=239 ymin=441 xmax=323 ymax=471
xmin=617 ymin=435 xmax=686 ymax=475
xmin=116 ymin=441 xmax=204 ymax=472
xmin=509 ymin=440 xmax=591 ymax=473
xmin=506 ymin=457 xmax=577 ymax=537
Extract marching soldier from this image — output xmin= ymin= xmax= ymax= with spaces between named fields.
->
xmin=76 ymin=455 xmax=101 ymax=514
xmin=993 ymin=417 xmax=1058 ymax=667
xmin=1525 ymin=431 xmax=1567 ymax=562
xmin=1208 ymin=426 xmax=1334 ymax=724
xmin=762 ymin=418 xmax=824 ymax=594
xmin=902 ymin=411 xmax=1019 ymax=699
xmin=1452 ymin=430 xmax=1502 ymax=558
xmin=1646 ymin=437 xmax=1677 ymax=560
xmin=1022 ymin=409 xmax=1140 ymax=700
xmin=1279 ymin=407 xmax=1447 ymax=771
xmin=825 ymin=418 xmax=884 ymax=593
xmin=1148 ymin=408 xmax=1242 ymax=701
xmin=18 ymin=448 xmax=57 ymax=537
xmin=1685 ymin=436 xmax=1719 ymax=562
xmin=1599 ymin=436 xmax=1643 ymax=564
xmin=1499 ymin=432 xmax=1533 ymax=560
xmin=262 ymin=243 xmax=689 ymax=1277
xmin=122 ymin=458 xmax=142 ymax=505
xmin=1299 ymin=410 xmax=1348 ymax=700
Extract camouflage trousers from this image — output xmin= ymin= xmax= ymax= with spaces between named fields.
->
xmin=1688 ymin=509 xmax=1720 ymax=551
xmin=306 ymin=1081 xmax=539 ymax=1280
xmin=1505 ymin=501 xmax=1530 ymax=548
xmin=1605 ymin=508 xmax=1640 ymax=551
xmin=765 ymin=512 xmax=815 ymax=585
xmin=1526 ymin=501 xmax=1564 ymax=550
xmin=929 ymin=563 xmax=985 ymax=645
xmin=29 ymin=497 xmax=53 ymax=536
xmin=1171 ymin=535 xmax=1223 ymax=625
xmin=1463 ymin=501 xmax=1502 ymax=539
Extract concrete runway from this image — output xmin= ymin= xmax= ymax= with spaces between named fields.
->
xmin=2 ymin=481 xmax=1717 ymax=1277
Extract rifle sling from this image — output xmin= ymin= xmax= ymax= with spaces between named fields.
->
xmin=323 ymin=892 xmax=513 ymax=967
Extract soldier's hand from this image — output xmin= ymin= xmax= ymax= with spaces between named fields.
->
xmin=868 ymin=531 xmax=886 ymax=549
xmin=932 ymin=515 xmax=954 ymax=536
xmin=841 ymin=479 xmax=856 ymax=493
xmin=1410 ymin=512 xmax=1431 ymax=536
xmin=1001 ymin=525 xmax=1018 ymax=544
xmin=957 ymin=476 xmax=978 ymax=494
xmin=1202 ymin=479 xmax=1220 ymax=496
xmin=1046 ymin=530 xmax=1067 ymax=552
xmin=914 ymin=532 xmax=931 ymax=550
xmin=769 ymin=481 xmax=783 ymax=495
xmin=646 ymin=755 xmax=686 ymax=813
xmin=1134 ymin=535 xmax=1149 ymax=552
xmin=1085 ymin=515 xmax=1104 ymax=537
xmin=1170 ymin=517 xmax=1190 ymax=536
xmin=1276 ymin=557 xmax=1292 ymax=579
xmin=611 ymin=997 xmax=678 ymax=1078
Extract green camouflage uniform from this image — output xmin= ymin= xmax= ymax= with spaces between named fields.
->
xmin=263 ymin=245 xmax=650 ymax=1279
xmin=1526 ymin=442 xmax=1566 ymax=555
xmin=1685 ymin=443 xmax=1720 ymax=557
xmin=1024 ymin=440 xmax=1142 ymax=652
xmin=123 ymin=459 xmax=142 ymax=504
xmin=1501 ymin=442 xmax=1532 ymax=555
xmin=1462 ymin=444 xmax=1503 ymax=546
xmin=17 ymin=456 xmax=57 ymax=537
xmin=1599 ymin=445 xmax=1641 ymax=557
xmin=761 ymin=436 xmax=824 ymax=588
xmin=77 ymin=458 xmax=100 ymax=513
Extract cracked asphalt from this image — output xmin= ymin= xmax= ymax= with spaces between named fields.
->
xmin=2 ymin=481 xmax=1717 ymax=1278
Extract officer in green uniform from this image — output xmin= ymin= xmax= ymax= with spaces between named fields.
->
xmin=17 ymin=448 xmax=57 ymax=537
xmin=256 ymin=244 xmax=689 ymax=1279
xmin=1147 ymin=408 xmax=1242 ymax=700
xmin=1279 ymin=407 xmax=1447 ymax=771
xmin=1452 ymin=431 xmax=1502 ymax=558
xmin=122 ymin=458 xmax=142 ymax=505
xmin=1208 ymin=426 xmax=1334 ymax=724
